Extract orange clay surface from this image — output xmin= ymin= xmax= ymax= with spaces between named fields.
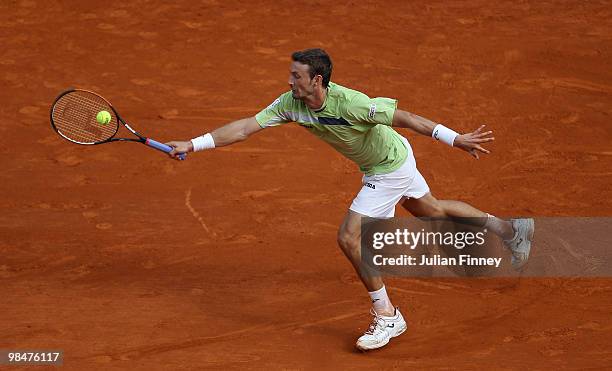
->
xmin=1 ymin=1 xmax=611 ymax=369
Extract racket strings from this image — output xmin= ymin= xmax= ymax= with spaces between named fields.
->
xmin=52 ymin=91 xmax=118 ymax=144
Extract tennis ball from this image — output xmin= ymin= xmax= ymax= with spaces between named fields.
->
xmin=96 ymin=110 xmax=112 ymax=125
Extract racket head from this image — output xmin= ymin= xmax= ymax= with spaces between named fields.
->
xmin=50 ymin=89 xmax=120 ymax=145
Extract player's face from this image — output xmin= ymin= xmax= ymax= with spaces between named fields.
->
xmin=289 ymin=61 xmax=317 ymax=100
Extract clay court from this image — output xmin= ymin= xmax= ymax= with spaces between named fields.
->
xmin=1 ymin=0 xmax=612 ymax=369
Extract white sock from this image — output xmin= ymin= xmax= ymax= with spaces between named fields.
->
xmin=485 ymin=213 xmax=515 ymax=241
xmin=368 ymin=285 xmax=392 ymax=314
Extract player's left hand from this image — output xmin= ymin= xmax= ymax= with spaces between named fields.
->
xmin=453 ymin=125 xmax=494 ymax=159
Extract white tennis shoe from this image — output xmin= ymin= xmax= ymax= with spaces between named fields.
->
xmin=356 ymin=308 xmax=407 ymax=351
xmin=504 ymin=218 xmax=535 ymax=269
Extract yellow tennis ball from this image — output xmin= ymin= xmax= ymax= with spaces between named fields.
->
xmin=96 ymin=110 xmax=112 ymax=125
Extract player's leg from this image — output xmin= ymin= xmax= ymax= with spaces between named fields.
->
xmin=337 ymin=209 xmax=394 ymax=314
xmin=401 ymin=192 xmax=514 ymax=239
xmin=342 ymin=152 xmax=418 ymax=350
xmin=338 ymin=208 xmax=408 ymax=351
xmin=400 ymin=171 xmax=534 ymax=268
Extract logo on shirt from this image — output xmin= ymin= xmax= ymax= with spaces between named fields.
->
xmin=368 ymin=103 xmax=377 ymax=119
xmin=267 ymin=98 xmax=281 ymax=109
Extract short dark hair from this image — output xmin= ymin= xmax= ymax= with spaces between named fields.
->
xmin=291 ymin=48 xmax=332 ymax=88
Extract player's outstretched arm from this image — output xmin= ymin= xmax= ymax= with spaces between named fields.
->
xmin=166 ymin=116 xmax=262 ymax=159
xmin=392 ymin=109 xmax=494 ymax=159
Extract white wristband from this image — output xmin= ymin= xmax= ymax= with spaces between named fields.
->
xmin=191 ymin=133 xmax=215 ymax=152
xmin=432 ymin=124 xmax=459 ymax=147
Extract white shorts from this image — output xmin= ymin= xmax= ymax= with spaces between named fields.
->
xmin=349 ymin=137 xmax=430 ymax=218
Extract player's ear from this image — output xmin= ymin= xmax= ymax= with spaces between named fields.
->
xmin=313 ymin=74 xmax=323 ymax=87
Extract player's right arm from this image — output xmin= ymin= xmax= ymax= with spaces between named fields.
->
xmin=211 ymin=116 xmax=263 ymax=146
xmin=166 ymin=117 xmax=262 ymax=158
xmin=166 ymin=93 xmax=291 ymax=159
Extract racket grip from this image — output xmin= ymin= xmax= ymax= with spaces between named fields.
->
xmin=145 ymin=138 xmax=187 ymax=160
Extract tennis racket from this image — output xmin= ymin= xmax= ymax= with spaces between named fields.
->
xmin=50 ymin=89 xmax=186 ymax=160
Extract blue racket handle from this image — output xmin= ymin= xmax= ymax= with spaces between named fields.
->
xmin=145 ymin=138 xmax=187 ymax=160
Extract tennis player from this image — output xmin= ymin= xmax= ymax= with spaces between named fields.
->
xmin=166 ymin=48 xmax=534 ymax=351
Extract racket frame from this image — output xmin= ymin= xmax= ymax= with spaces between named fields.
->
xmin=50 ymin=88 xmax=185 ymax=160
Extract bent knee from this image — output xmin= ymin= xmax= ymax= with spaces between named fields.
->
xmin=337 ymin=229 xmax=360 ymax=252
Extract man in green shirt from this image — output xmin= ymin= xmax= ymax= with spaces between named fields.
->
xmin=167 ymin=49 xmax=534 ymax=351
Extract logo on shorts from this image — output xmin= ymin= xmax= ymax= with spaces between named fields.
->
xmin=365 ymin=182 xmax=376 ymax=190
xmin=433 ymin=129 xmax=439 ymax=140
xmin=368 ymin=104 xmax=377 ymax=119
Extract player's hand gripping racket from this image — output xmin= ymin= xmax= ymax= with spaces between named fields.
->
xmin=50 ymin=89 xmax=186 ymax=160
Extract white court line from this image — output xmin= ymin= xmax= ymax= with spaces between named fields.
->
xmin=185 ymin=187 xmax=216 ymax=237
